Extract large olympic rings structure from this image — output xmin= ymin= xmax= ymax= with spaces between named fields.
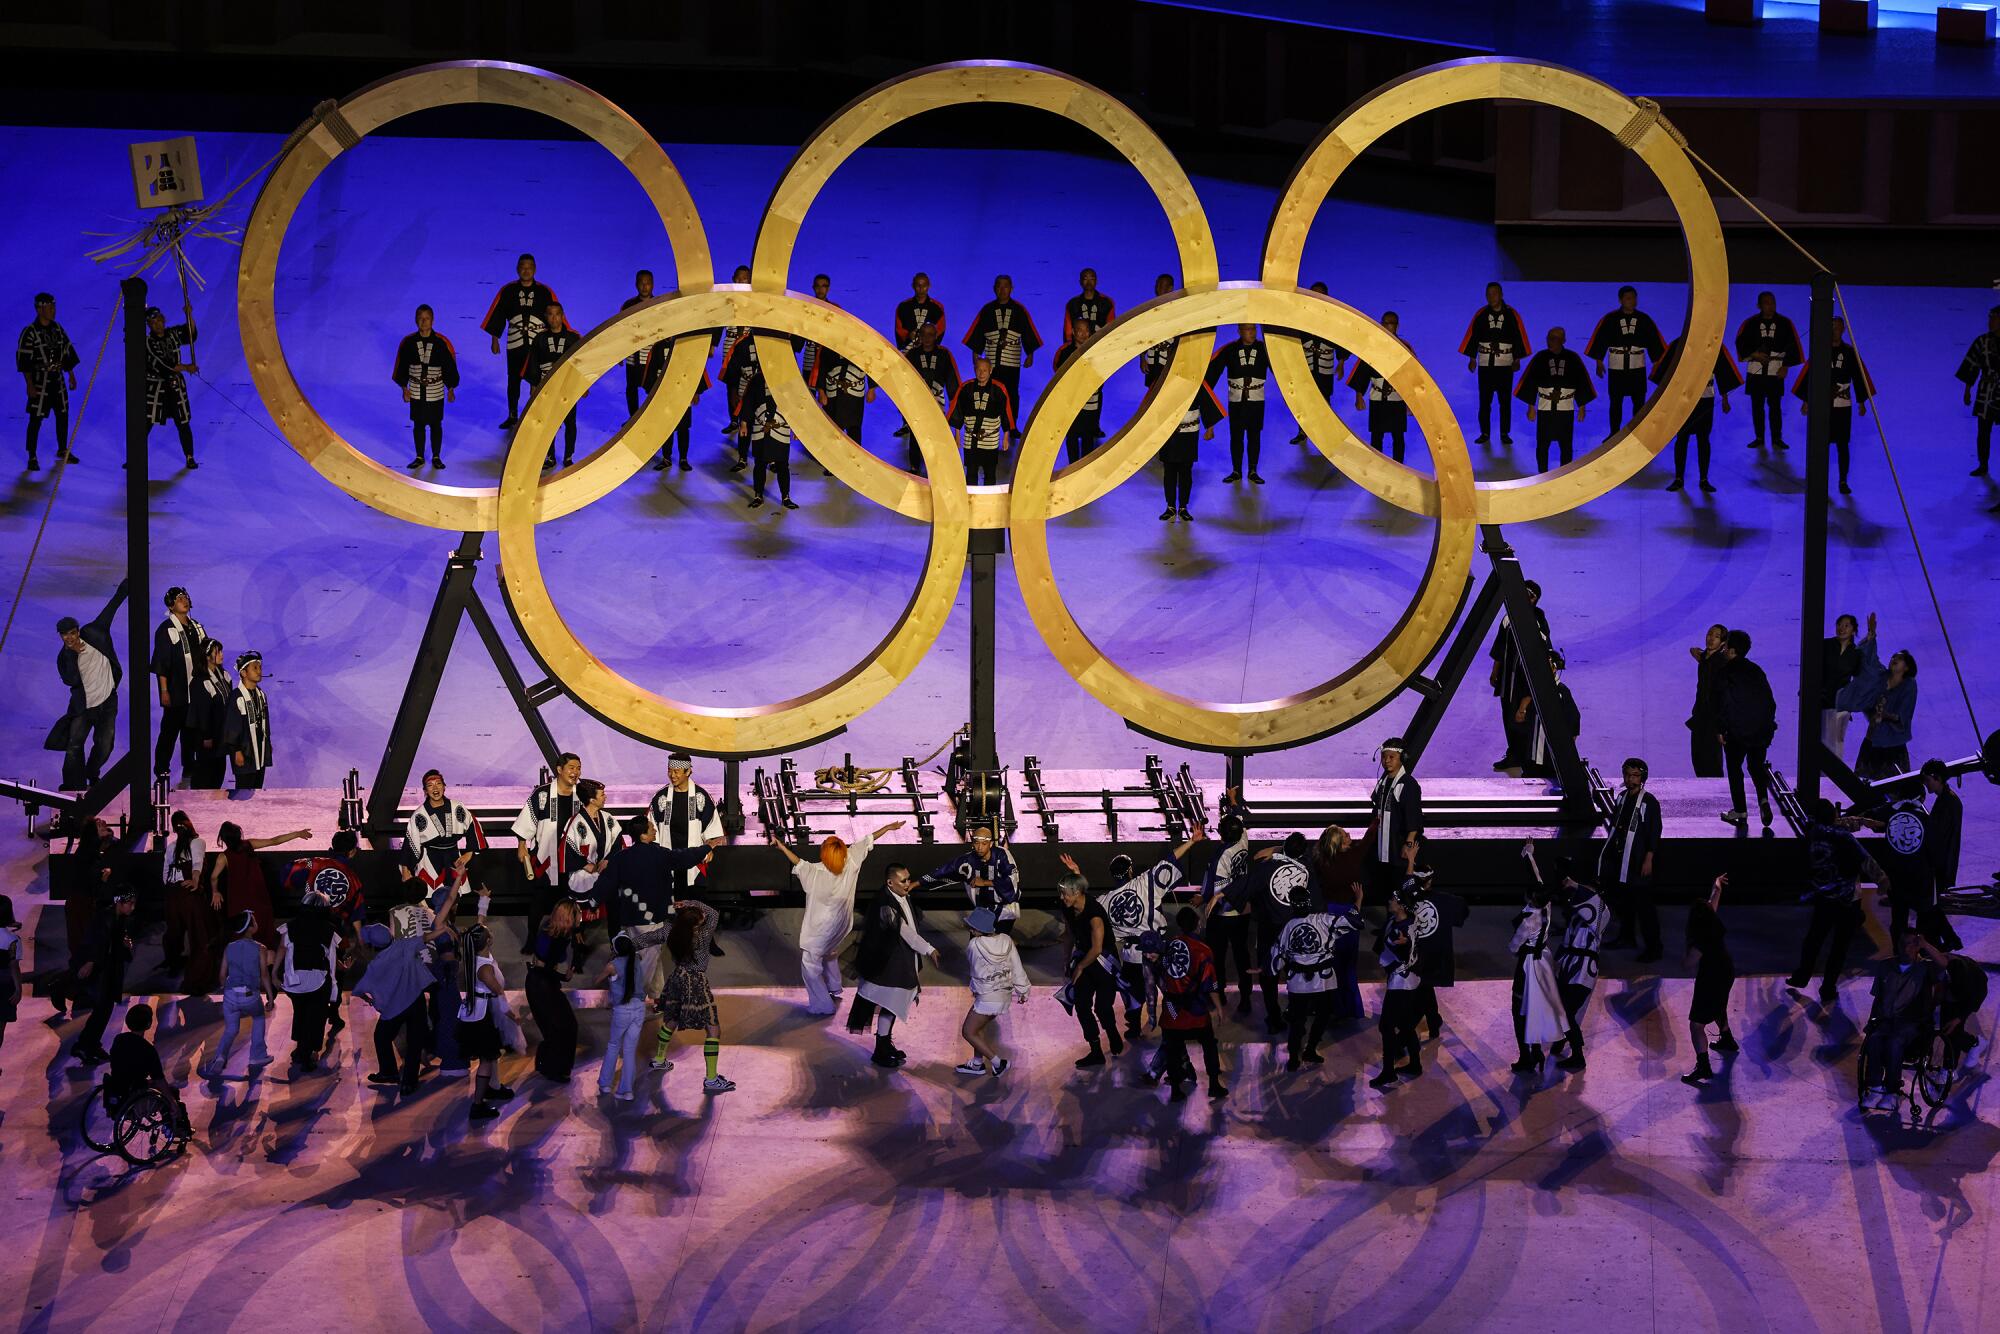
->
xmin=239 ymin=58 xmax=1726 ymax=759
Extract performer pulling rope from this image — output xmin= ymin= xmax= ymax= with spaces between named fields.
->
xmin=1674 ymin=127 xmax=1986 ymax=750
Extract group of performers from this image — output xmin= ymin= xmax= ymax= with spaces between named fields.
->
xmin=15 ymin=292 xmax=201 ymax=470
xmin=41 ymin=716 xmax=1979 ymax=1130
xmin=48 ymin=579 xmax=272 ymax=794
xmin=368 ymin=271 xmax=2000 ymax=518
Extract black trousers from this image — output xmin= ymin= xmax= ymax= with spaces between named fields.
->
xmin=1689 ymin=717 xmax=1722 ymax=778
xmin=1203 ymin=914 xmax=1253 ymax=1004
xmin=1228 ymin=401 xmax=1264 ymax=475
xmin=1500 ymin=694 xmax=1533 ymax=765
xmin=1368 ymin=401 xmax=1408 ymax=460
xmin=1791 ymin=899 xmax=1860 ymax=992
xmin=1072 ymin=965 xmax=1119 ymax=1050
xmin=1162 ymin=459 xmax=1193 ymax=510
xmin=1379 ymin=990 xmax=1421 ymax=1069
xmin=1673 ymin=429 xmax=1712 ymax=483
xmin=506 ymin=347 xmax=531 ymax=419
xmin=412 ymin=420 xmax=444 ymax=461
xmin=965 ymin=450 xmax=1002 ymax=486
xmin=1415 ymin=980 xmax=1442 ymax=1034
xmin=1476 ymin=366 xmax=1515 ymax=439
xmin=154 ymin=702 xmax=187 ymax=777
xmin=62 ymin=696 xmax=117 ymax=790
xmin=187 ymin=740 xmax=227 ymax=789
xmin=234 ymin=760 xmax=266 ymax=791
xmin=1831 ymin=406 xmax=1852 ymax=484
xmin=1724 ymin=738 xmax=1771 ymax=814
xmin=1250 ymin=913 xmax=1285 ymax=1024
xmin=1534 ymin=413 xmax=1576 ymax=472
xmin=26 ymin=404 xmax=69 ymax=455
xmin=991 ymin=365 xmax=1021 ymax=411
xmin=828 ymin=393 xmax=865 ymax=443
xmin=374 ymin=996 xmax=431 ymax=1084
xmin=753 ymin=437 xmax=792 ymax=499
xmin=1159 ymin=1022 xmax=1222 ymax=1086
xmin=1063 ymin=408 xmax=1100 ymax=463
xmin=289 ymin=986 xmax=331 ymax=1059
xmin=1977 ymin=416 xmax=1993 ymax=470
xmin=526 ymin=967 xmax=577 ymax=1080
xmin=76 ymin=963 xmax=126 ymax=1054
xmin=1559 ymin=980 xmax=1593 ymax=1055
xmin=1607 ymin=876 xmax=1658 ymax=952
xmin=1604 ymin=370 xmax=1648 ymax=433
xmin=1747 ymin=378 xmax=1785 ymax=445
xmin=1286 ymin=990 xmax=1333 ymax=1060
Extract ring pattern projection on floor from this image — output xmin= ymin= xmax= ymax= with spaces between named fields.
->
xmin=235 ymin=57 xmax=1727 ymax=756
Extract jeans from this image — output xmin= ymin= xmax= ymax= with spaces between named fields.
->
xmin=209 ymin=988 xmax=270 ymax=1071
xmin=800 ymin=950 xmax=842 ymax=1015
xmin=62 ymin=696 xmax=117 ymax=790
xmin=601 ymin=998 xmax=648 ymax=1095
xmin=1864 ymin=1018 xmax=1922 ymax=1091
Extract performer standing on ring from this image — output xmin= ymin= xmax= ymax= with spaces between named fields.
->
xmin=1734 ymin=290 xmax=1802 ymax=451
xmin=393 ymin=303 xmax=459 ymax=470
xmin=1208 ymin=323 xmax=1270 ymax=485
xmin=949 ymin=356 xmax=1016 ymax=486
xmin=482 ymin=252 xmax=557 ymax=431
xmin=1583 ymin=285 xmax=1665 ymax=438
xmin=1461 ymin=282 xmax=1531 ymax=446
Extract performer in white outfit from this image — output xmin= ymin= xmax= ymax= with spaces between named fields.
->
xmin=1509 ymin=888 xmax=1567 ymax=1073
xmin=770 ymin=820 xmax=905 ymax=1015
xmin=957 ymin=907 xmax=1029 ymax=1077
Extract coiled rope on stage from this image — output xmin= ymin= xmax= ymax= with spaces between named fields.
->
xmin=811 ymin=729 xmax=963 ymax=795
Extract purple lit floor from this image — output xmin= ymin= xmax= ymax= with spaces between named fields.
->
xmin=2 ymin=118 xmax=1999 ymax=1331
xmin=3 ymin=968 xmax=1998 ymax=1332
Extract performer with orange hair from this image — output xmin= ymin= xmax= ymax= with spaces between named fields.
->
xmin=773 ymin=819 xmax=906 ymax=1016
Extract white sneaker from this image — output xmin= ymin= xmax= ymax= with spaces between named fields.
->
xmin=988 ymin=1057 xmax=1010 ymax=1077
xmin=954 ymin=1059 xmax=989 ymax=1076
xmin=703 ymin=1075 xmax=736 ymax=1095
xmin=598 ymin=1085 xmax=616 ymax=1097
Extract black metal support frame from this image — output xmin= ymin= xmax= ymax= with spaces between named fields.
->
xmin=1400 ymin=525 xmax=1595 ymax=820
xmin=1797 ymin=271 xmax=1837 ymax=809
xmin=363 ymin=531 xmax=562 ymax=839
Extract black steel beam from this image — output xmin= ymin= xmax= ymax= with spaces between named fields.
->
xmin=122 ymin=277 xmax=150 ymax=826
xmin=1797 ymin=271 xmax=1836 ymax=808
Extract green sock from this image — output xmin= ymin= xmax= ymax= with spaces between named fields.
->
xmin=704 ymin=1038 xmax=720 ymax=1080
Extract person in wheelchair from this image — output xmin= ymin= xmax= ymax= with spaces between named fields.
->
xmin=1917 ymin=908 xmax=1986 ymax=1063
xmin=1861 ymin=932 xmax=1940 ymax=1112
xmin=103 ymin=1003 xmax=181 ymax=1123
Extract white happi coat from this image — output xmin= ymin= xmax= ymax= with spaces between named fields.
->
xmin=795 ymin=834 xmax=876 ymax=958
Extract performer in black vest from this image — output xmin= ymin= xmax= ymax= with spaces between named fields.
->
xmin=1582 ymin=286 xmax=1665 ymax=437
xmin=481 ymin=252 xmax=557 ymax=430
xmin=1789 ymin=316 xmax=1871 ymax=495
xmin=148 ymin=585 xmax=206 ymax=781
xmin=1460 ymin=282 xmax=1531 ymax=446
xmin=1365 ymin=738 xmax=1423 ymax=901
xmin=1598 ymin=759 xmax=1664 ymax=960
xmin=845 ymin=863 xmax=938 ymax=1068
xmin=392 ymin=304 xmax=459 ymax=469
xmin=1733 ymin=291 xmax=1802 ymax=451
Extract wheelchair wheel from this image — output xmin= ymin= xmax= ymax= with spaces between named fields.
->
xmin=114 ymin=1090 xmax=187 ymax=1167
xmin=1915 ymin=1036 xmax=1958 ymax=1112
xmin=80 ymin=1084 xmax=120 ymax=1153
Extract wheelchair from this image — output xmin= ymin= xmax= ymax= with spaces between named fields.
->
xmin=79 ymin=1081 xmax=193 ymax=1167
xmin=1856 ymin=1003 xmax=1966 ymax=1127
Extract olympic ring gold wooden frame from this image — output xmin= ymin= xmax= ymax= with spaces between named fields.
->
xmin=1262 ymin=58 xmax=1729 ymax=523
xmin=1008 ymin=282 xmax=1478 ymax=751
xmin=237 ymin=58 xmax=1727 ymax=756
xmin=495 ymin=287 xmax=970 ymax=755
xmin=238 ymin=60 xmax=714 ymax=530
xmin=749 ymin=61 xmax=1220 ymax=531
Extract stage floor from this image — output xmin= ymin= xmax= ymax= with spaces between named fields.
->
xmin=0 ymin=124 xmax=1993 ymax=884
xmin=4 ymin=971 xmax=1997 ymax=1333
